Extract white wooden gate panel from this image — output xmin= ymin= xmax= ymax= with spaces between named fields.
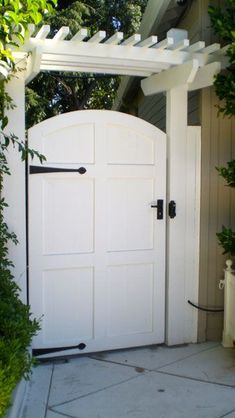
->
xmin=28 ymin=110 xmax=166 ymax=356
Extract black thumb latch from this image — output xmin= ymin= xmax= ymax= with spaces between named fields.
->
xmin=168 ymin=200 xmax=176 ymax=218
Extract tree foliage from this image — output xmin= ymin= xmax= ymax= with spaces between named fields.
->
xmin=26 ymin=0 xmax=147 ymax=129
xmin=208 ymin=0 xmax=235 ymax=117
xmin=0 ymin=0 xmax=57 ymax=73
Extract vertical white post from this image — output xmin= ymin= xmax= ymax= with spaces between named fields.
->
xmin=222 ymin=260 xmax=235 ymax=348
xmin=166 ymin=85 xmax=188 ymax=345
xmin=4 ymin=72 xmax=27 ymax=303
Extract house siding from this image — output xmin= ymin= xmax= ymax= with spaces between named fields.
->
xmin=139 ymin=94 xmax=166 ymax=132
xmin=136 ymin=0 xmax=234 ymax=341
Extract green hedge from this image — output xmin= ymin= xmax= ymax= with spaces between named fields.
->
xmin=0 ymin=267 xmax=40 ymax=417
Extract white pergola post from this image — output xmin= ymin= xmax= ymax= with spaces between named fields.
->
xmin=166 ymin=85 xmax=189 ymax=345
xmin=4 ymin=71 xmax=27 ymax=303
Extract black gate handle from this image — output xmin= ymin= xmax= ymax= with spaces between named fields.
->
xmin=30 ymin=166 xmax=86 ymax=175
xmin=151 ymin=199 xmax=164 ymax=219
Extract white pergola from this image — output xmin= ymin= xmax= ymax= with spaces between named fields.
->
xmin=4 ymin=25 xmax=228 ymax=345
xmin=9 ymin=25 xmax=227 ymax=87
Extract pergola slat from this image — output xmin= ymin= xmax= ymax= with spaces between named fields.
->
xmin=27 ymin=24 xmax=36 ymax=37
xmin=122 ymin=34 xmax=141 ymax=46
xmin=105 ymin=32 xmax=123 ymax=45
xmin=168 ymin=39 xmax=189 ymax=51
xmin=35 ymin=25 xmax=50 ymax=40
xmin=7 ymin=25 xmax=227 ymax=91
xmin=201 ymin=43 xmax=221 ymax=54
xmin=88 ymin=31 xmax=106 ymax=43
xmin=153 ymin=37 xmax=174 ymax=50
xmin=71 ymin=28 xmax=88 ymax=42
xmin=184 ymin=41 xmax=205 ymax=53
xmin=53 ymin=27 xmax=70 ymax=41
xmin=137 ymin=35 xmax=158 ymax=48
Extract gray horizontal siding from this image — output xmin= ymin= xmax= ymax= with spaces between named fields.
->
xmin=188 ymin=91 xmax=200 ymax=126
xmin=138 ymin=91 xmax=200 ymax=132
xmin=138 ymin=93 xmax=166 ymax=132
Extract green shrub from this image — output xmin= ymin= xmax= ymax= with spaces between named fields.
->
xmin=217 ymin=226 xmax=235 ymax=257
xmin=0 ymin=224 xmax=40 ymax=417
xmin=216 ymin=160 xmax=235 ymax=188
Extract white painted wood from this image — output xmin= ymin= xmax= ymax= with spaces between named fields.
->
xmin=32 ymin=42 xmax=178 ymax=76
xmin=221 ymin=260 xmax=235 ymax=347
xmin=166 ymin=86 xmax=188 ymax=345
xmin=167 ymin=28 xmax=188 ymax=43
xmin=35 ymin=25 xmax=50 ymax=39
xmin=201 ymin=43 xmax=220 ymax=54
xmin=137 ymin=36 xmax=158 ymax=48
xmin=184 ymin=126 xmax=201 ymax=343
xmin=53 ymin=27 xmax=70 ymax=41
xmin=168 ymin=39 xmax=189 ymax=51
xmin=105 ymin=32 xmax=123 ymax=45
xmin=122 ymin=34 xmax=141 ymax=46
xmin=188 ymin=62 xmax=221 ymax=91
xmin=4 ymin=69 xmax=27 ymax=303
xmin=88 ymin=31 xmax=106 ymax=43
xmin=25 ymin=46 xmax=42 ymax=84
xmin=27 ymin=24 xmax=35 ymax=37
xmin=28 ymin=110 xmax=166 ymax=355
xmin=216 ymin=45 xmax=230 ymax=55
xmin=13 ymin=26 xmax=225 ymax=82
xmin=153 ymin=37 xmax=174 ymax=50
xmin=184 ymin=41 xmax=205 ymax=53
xmin=141 ymin=59 xmax=199 ymax=96
xmin=71 ymin=28 xmax=88 ymax=42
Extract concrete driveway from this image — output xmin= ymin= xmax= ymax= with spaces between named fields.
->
xmin=20 ymin=342 xmax=235 ymax=418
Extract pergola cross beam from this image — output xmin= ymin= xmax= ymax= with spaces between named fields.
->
xmin=7 ymin=26 xmax=228 ymax=91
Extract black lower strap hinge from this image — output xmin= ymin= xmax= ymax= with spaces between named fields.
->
xmin=32 ymin=342 xmax=86 ymax=356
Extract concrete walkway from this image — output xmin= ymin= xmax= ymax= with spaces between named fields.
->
xmin=20 ymin=342 xmax=235 ymax=418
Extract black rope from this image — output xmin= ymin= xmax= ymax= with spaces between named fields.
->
xmin=188 ymin=300 xmax=224 ymax=312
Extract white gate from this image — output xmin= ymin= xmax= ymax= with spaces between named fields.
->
xmin=28 ymin=110 xmax=166 ymax=356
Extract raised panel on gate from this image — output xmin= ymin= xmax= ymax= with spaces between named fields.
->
xmin=107 ymin=178 xmax=154 ymax=251
xmin=42 ymin=124 xmax=95 ymax=163
xmin=42 ymin=267 xmax=94 ymax=345
xmin=107 ymin=124 xmax=154 ymax=165
xmin=42 ymin=177 xmax=94 ymax=255
xmin=107 ymin=264 xmax=154 ymax=336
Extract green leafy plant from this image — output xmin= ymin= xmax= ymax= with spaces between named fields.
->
xmin=0 ymin=97 xmax=46 ymax=417
xmin=0 ymin=1 xmax=57 ymax=416
xmin=208 ymin=1 xmax=235 ymax=118
xmin=216 ymin=160 xmax=235 ymax=188
xmin=217 ymin=226 xmax=235 ymax=256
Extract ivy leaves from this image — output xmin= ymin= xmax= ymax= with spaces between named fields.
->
xmin=0 ymin=0 xmax=57 ymax=72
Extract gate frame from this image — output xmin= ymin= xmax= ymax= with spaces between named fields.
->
xmin=4 ymin=24 xmax=224 ymax=345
